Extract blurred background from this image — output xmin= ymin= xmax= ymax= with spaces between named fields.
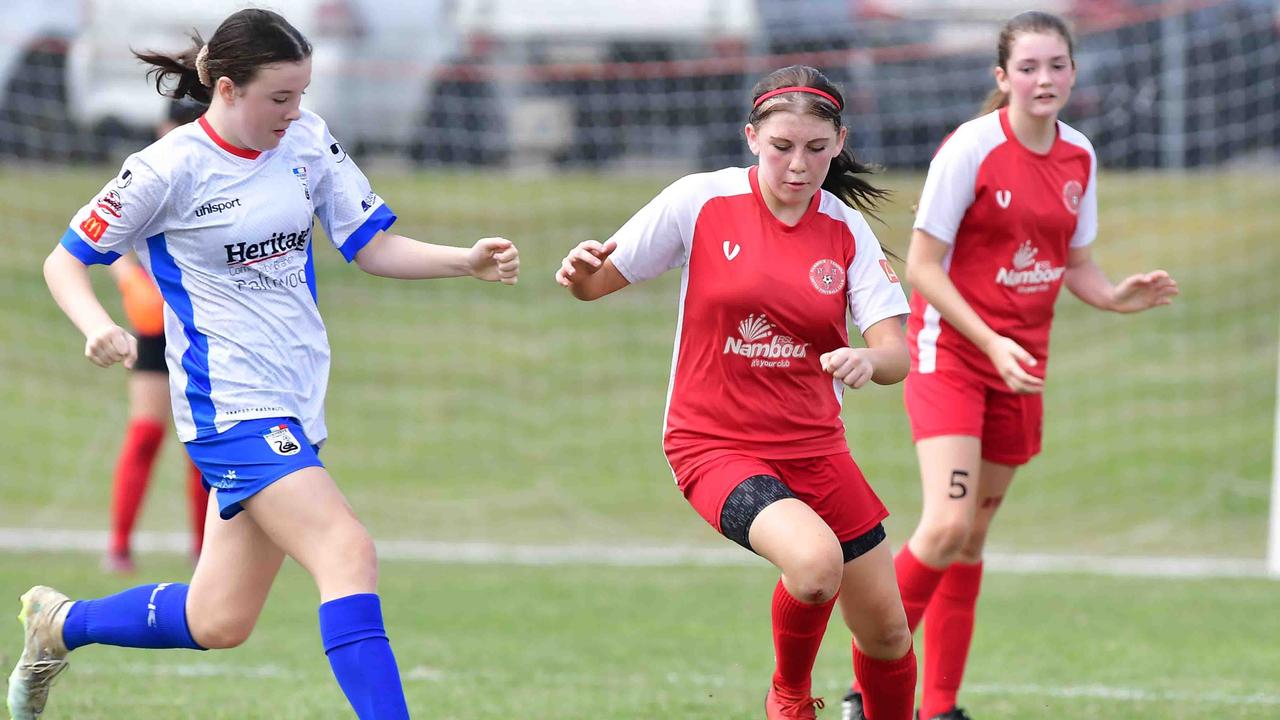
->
xmin=0 ymin=2 xmax=1277 ymax=718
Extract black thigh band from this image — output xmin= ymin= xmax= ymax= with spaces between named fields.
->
xmin=133 ymin=333 xmax=167 ymax=374
xmin=840 ymin=523 xmax=887 ymax=563
xmin=719 ymin=474 xmax=795 ymax=552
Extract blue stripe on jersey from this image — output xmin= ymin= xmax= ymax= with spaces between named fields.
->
xmin=339 ymin=204 xmax=397 ymax=263
xmin=305 ymin=237 xmax=318 ymax=304
xmin=59 ymin=228 xmax=121 ymax=266
xmin=146 ymin=232 xmax=217 ymax=439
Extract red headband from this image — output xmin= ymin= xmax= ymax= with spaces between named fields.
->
xmin=752 ymin=86 xmax=842 ymax=111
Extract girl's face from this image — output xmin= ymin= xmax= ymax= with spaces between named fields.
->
xmin=996 ymin=31 xmax=1076 ymax=121
xmin=218 ymin=58 xmax=312 ymax=151
xmin=745 ymin=108 xmax=847 ymax=218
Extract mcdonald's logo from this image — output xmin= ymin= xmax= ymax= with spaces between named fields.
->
xmin=79 ymin=210 xmax=109 ymax=243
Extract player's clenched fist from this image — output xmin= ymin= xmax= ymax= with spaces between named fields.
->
xmin=555 ymin=239 xmax=617 ymax=287
xmin=469 ymin=237 xmax=520 ymax=285
xmin=84 ymin=325 xmax=138 ymax=369
xmin=820 ymin=348 xmax=876 ymax=389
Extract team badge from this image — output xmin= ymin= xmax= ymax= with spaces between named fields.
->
xmin=79 ymin=210 xmax=109 ymax=243
xmin=262 ymin=424 xmax=302 ymax=456
xmin=292 ymin=166 xmax=310 ymax=200
xmin=1062 ymin=180 xmax=1083 ymax=215
xmin=809 ymin=259 xmax=845 ymax=295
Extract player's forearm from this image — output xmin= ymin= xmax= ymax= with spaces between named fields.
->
xmin=1065 ymin=259 xmax=1116 ymax=311
xmin=44 ymin=245 xmax=118 ymax=338
xmin=866 ymin=345 xmax=908 ymax=384
xmin=355 ymin=232 xmax=471 ymax=279
xmin=905 ymin=260 xmax=1000 ymax=354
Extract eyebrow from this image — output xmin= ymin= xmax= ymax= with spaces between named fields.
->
xmin=767 ymin=135 xmax=832 ymax=144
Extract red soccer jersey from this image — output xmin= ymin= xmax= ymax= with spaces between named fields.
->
xmin=907 ymin=108 xmax=1098 ymax=387
xmin=610 ymin=166 xmax=910 ymax=472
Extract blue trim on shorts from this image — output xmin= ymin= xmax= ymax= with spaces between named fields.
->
xmin=147 ymin=232 xmax=218 ymax=439
xmin=59 ymin=227 xmax=121 ymax=265
xmin=185 ymin=417 xmax=323 ymax=519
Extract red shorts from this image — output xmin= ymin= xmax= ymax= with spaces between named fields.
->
xmin=674 ymin=450 xmax=888 ymax=543
xmin=904 ymin=369 xmax=1043 ymax=466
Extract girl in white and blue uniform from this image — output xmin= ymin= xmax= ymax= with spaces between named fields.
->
xmin=9 ymin=9 xmax=519 ymax=720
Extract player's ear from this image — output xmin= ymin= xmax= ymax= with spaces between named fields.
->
xmin=216 ymin=77 xmax=237 ymax=105
xmin=744 ymin=123 xmax=760 ymax=156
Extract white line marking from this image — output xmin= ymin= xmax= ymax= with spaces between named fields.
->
xmin=0 ymin=528 xmax=1268 ymax=578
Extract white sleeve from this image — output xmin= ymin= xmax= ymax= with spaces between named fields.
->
xmin=913 ymin=135 xmax=980 ymax=245
xmin=607 ymin=178 xmax=691 ymax=284
xmin=311 ymin=118 xmax=396 ymax=262
xmin=1070 ymin=148 xmax=1099 ymax=248
xmin=60 ymin=159 xmax=166 ymax=266
xmin=846 ymin=216 xmax=910 ymax=334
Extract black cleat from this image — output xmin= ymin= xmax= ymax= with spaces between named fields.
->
xmin=841 ymin=690 xmax=865 ymax=720
xmin=923 ymin=707 xmax=973 ymax=720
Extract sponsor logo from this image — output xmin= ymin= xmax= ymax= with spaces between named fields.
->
xmin=361 ymin=192 xmax=379 ymax=212
xmin=722 ymin=240 xmax=741 ymax=261
xmin=195 ymin=197 xmax=242 ymax=218
xmin=263 ymin=424 xmax=302 ymax=456
xmin=95 ymin=190 xmax=124 ymax=218
xmin=329 ymin=141 xmax=347 ymax=163
xmin=292 ymin=165 xmax=310 ymax=200
xmin=224 ymin=228 xmax=310 ymax=266
xmin=1062 ymin=179 xmax=1083 ymax=215
xmin=995 ymin=189 xmax=1012 ymax=209
xmin=879 ymin=258 xmax=900 ymax=283
xmin=809 ymin=259 xmax=845 ymax=295
xmin=722 ymin=313 xmax=808 ymax=368
xmin=115 ymin=169 xmax=133 ymax=189
xmin=79 ymin=210 xmax=109 ymax=243
xmin=995 ymin=240 xmax=1065 ymax=293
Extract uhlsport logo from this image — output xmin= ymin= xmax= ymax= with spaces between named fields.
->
xmin=809 ymin=259 xmax=845 ymax=295
xmin=195 ymin=197 xmax=242 ymax=218
xmin=996 ymin=239 xmax=1065 ymax=293
xmin=1062 ymin=179 xmax=1083 ymax=215
xmin=723 ymin=313 xmax=808 ymax=369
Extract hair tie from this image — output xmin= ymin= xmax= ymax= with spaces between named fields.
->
xmin=753 ymin=86 xmax=842 ymax=111
xmin=195 ymin=45 xmax=211 ymax=87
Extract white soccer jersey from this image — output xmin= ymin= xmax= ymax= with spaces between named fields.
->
xmin=61 ymin=109 xmax=396 ymax=443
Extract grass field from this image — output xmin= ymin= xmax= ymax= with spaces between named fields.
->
xmin=0 ymin=163 xmax=1276 ymax=718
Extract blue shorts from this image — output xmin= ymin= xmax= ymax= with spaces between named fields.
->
xmin=185 ymin=417 xmax=324 ymax=520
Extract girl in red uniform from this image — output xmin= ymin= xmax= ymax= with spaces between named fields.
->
xmin=557 ymin=65 xmax=917 ymax=720
xmin=843 ymin=12 xmax=1179 ymax=720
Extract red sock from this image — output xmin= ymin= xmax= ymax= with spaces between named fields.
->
xmin=109 ymin=418 xmax=165 ymax=555
xmin=921 ymin=561 xmax=983 ymax=719
xmin=853 ymin=643 xmax=917 ymax=720
xmin=770 ymin=579 xmax=837 ymax=695
xmin=853 ymin=546 xmax=944 ymax=695
xmin=186 ymin=457 xmax=209 ymax=558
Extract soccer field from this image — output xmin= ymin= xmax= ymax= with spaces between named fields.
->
xmin=0 ymin=165 xmax=1277 ymax=718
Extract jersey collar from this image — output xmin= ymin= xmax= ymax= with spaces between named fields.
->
xmin=198 ymin=116 xmax=263 ymax=160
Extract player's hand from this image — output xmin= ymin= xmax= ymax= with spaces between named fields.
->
xmin=820 ymin=347 xmax=875 ymax=389
xmin=555 ymin=240 xmax=617 ymax=287
xmin=469 ymin=237 xmax=519 ymax=285
xmin=84 ymin=324 xmax=138 ymax=369
xmin=985 ymin=336 xmax=1043 ymax=394
xmin=117 ymin=265 xmax=164 ymax=335
xmin=1110 ymin=270 xmax=1178 ymax=313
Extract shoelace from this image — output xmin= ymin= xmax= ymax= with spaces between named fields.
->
xmin=19 ymin=657 xmax=68 ymax=684
xmin=778 ymin=694 xmax=826 ymax=718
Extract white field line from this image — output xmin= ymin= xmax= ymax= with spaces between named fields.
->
xmin=65 ymin=662 xmax=1280 ymax=707
xmin=0 ymin=528 xmax=1269 ymax=579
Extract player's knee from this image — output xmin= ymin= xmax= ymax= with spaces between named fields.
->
xmin=955 ymin=527 xmax=989 ymax=564
xmin=323 ymin=520 xmax=379 ymax=586
xmin=857 ymin=619 xmax=913 ymax=660
xmin=918 ymin=518 xmax=972 ymax=562
xmin=189 ymin=613 xmax=256 ymax=649
xmin=782 ymin=543 xmax=843 ymax=603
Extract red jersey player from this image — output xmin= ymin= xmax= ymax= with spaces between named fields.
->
xmin=842 ymin=12 xmax=1179 ymax=720
xmin=557 ymin=65 xmax=917 ymax=720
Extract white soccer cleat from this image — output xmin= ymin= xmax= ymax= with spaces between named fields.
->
xmin=6 ymin=586 xmax=72 ymax=720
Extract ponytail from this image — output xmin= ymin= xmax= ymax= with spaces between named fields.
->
xmin=978 ymin=87 xmax=1009 ymax=117
xmin=134 ymin=34 xmax=211 ymax=104
xmin=822 ymin=147 xmax=891 ymax=222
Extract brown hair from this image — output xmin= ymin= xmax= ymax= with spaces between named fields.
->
xmin=134 ymin=8 xmax=311 ymax=104
xmin=978 ymin=11 xmax=1075 ymax=116
xmin=748 ymin=65 xmax=891 ymax=220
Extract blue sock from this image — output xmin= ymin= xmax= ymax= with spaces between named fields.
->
xmin=62 ymin=583 xmax=204 ymax=651
xmin=319 ymin=593 xmax=408 ymax=720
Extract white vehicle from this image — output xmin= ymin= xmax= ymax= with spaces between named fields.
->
xmin=64 ymin=0 xmax=455 ymax=157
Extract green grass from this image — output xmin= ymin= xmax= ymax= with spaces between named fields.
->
xmin=0 ymin=164 xmax=1277 ymax=718
xmin=0 ymin=552 xmax=1277 ymax=719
